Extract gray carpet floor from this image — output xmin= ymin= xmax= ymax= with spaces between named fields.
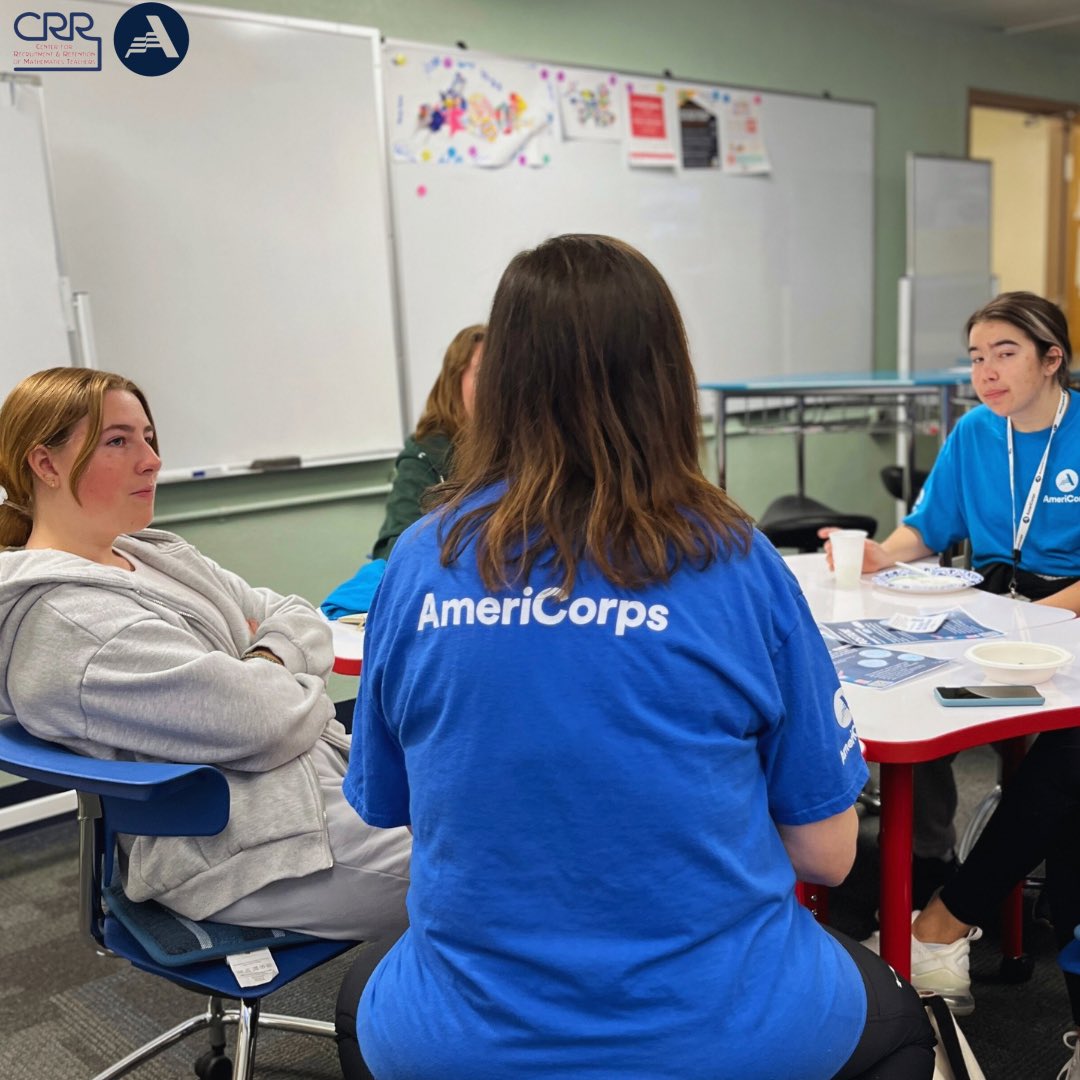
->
xmin=0 ymin=745 xmax=1073 ymax=1078
xmin=0 ymin=818 xmax=353 ymax=1079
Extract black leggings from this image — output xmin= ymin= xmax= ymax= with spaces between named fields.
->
xmin=829 ymin=928 xmax=938 ymax=1080
xmin=940 ymin=725 xmax=1080 ymax=1023
xmin=335 ymin=928 xmax=935 ymax=1080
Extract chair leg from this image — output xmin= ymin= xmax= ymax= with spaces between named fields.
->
xmin=232 ymin=998 xmax=261 ymax=1080
xmin=91 ymin=1011 xmax=214 ymax=1080
xmin=91 ymin=994 xmax=338 ymax=1080
xmin=256 ymin=1012 xmax=338 ymax=1037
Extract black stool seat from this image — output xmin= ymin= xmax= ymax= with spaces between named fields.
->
xmin=758 ymin=493 xmax=878 ymax=553
xmin=880 ymin=465 xmax=929 ymax=505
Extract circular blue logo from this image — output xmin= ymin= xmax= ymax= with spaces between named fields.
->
xmin=114 ymin=3 xmax=188 ymax=76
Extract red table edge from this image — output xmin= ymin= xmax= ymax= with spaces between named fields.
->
xmin=860 ymin=702 xmax=1080 ymax=764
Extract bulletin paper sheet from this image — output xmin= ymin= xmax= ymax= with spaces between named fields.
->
xmin=387 ymin=47 xmax=555 ymax=168
xmin=625 ymin=80 xmax=676 ymax=167
xmin=719 ymin=92 xmax=770 ymax=174
xmin=677 ymin=88 xmax=720 ymax=170
xmin=556 ymin=66 xmax=625 ymax=142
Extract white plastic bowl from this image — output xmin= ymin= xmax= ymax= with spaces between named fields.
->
xmin=963 ymin=640 xmax=1073 ymax=685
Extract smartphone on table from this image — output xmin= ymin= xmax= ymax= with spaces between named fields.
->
xmin=934 ymin=685 xmax=1045 ymax=707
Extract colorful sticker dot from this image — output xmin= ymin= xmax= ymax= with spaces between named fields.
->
xmin=420 ymin=148 xmax=432 ymax=162
xmin=392 ymin=53 xmax=406 ymax=66
xmin=417 ymin=185 xmax=427 ymax=197
xmin=518 ymin=154 xmax=527 ymax=166
xmin=443 ymin=57 xmax=453 ymax=68
xmin=539 ymin=68 xmax=549 ymax=79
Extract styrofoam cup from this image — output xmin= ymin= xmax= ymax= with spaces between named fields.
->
xmin=830 ymin=529 xmax=868 ymax=589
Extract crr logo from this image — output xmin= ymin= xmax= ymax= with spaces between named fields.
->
xmin=113 ymin=2 xmax=188 ymax=76
xmin=1057 ymin=469 xmax=1079 ymax=494
xmin=12 ymin=11 xmax=102 ymax=71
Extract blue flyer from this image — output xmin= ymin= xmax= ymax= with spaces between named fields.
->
xmin=831 ymin=646 xmax=951 ymax=690
xmin=822 ymin=610 xmax=1001 ymax=648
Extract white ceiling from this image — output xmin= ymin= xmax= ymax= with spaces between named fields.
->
xmin=843 ymin=0 xmax=1080 ymax=54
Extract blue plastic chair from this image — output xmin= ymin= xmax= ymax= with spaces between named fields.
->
xmin=0 ymin=717 xmax=359 ymax=1080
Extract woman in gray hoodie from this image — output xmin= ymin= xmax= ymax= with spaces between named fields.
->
xmin=0 ymin=367 xmax=410 ymax=941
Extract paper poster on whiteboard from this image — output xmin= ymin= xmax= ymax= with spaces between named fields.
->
xmin=625 ymin=81 xmax=676 ymax=168
xmin=720 ymin=92 xmax=770 ymax=175
xmin=555 ymin=66 xmax=624 ymax=142
xmin=677 ymin=88 xmax=720 ymax=170
xmin=388 ymin=48 xmax=555 ymax=168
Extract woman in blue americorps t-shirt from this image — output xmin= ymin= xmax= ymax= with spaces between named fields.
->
xmin=818 ymin=291 xmax=1080 ymax=933
xmin=822 ymin=291 xmax=1080 ymax=607
xmin=339 ymin=234 xmax=936 ymax=1080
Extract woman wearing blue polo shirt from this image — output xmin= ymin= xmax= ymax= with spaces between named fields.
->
xmin=340 ymin=235 xmax=934 ymax=1079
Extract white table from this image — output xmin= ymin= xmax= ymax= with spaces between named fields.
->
xmin=324 ymin=616 xmax=364 ymax=677
xmin=787 ymin=553 xmax=1080 ymax=977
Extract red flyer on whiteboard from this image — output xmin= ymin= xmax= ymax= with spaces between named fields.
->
xmin=625 ymin=84 xmax=675 ymax=167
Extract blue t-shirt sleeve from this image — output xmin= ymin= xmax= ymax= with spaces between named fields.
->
xmin=903 ymin=426 xmax=967 ymax=554
xmin=342 ymin=588 xmax=412 ymax=829
xmin=758 ymin=592 xmax=868 ymax=826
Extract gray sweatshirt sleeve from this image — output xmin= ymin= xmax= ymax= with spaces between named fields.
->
xmin=9 ymin=597 xmax=332 ymax=773
xmin=196 ymin=553 xmax=334 ymax=679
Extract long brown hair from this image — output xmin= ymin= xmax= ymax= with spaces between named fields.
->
xmin=414 ymin=324 xmax=486 ymax=442
xmin=0 ymin=367 xmax=158 ymax=548
xmin=436 ymin=234 xmax=752 ymax=592
xmin=966 ymin=291 xmax=1073 ymax=390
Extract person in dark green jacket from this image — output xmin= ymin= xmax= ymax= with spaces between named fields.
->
xmin=372 ymin=325 xmax=485 ymax=561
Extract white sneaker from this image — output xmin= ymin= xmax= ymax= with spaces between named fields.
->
xmin=859 ymin=912 xmax=982 ymax=1016
xmin=909 ymin=925 xmax=982 ymax=1017
xmin=1057 ymin=1030 xmax=1080 ymax=1080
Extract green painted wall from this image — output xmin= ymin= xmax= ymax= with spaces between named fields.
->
xmin=148 ymin=0 xmax=1080 ymax=700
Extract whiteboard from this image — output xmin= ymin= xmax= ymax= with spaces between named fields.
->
xmin=907 ymin=154 xmax=992 ymax=276
xmin=385 ymin=42 xmax=875 ymax=423
xmin=0 ymin=75 xmax=74 ymax=385
xmin=908 ymin=273 xmax=994 ymax=371
xmin=28 ymin=3 xmax=403 ymax=479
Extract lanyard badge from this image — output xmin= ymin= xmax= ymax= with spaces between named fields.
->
xmin=1007 ymin=389 xmax=1069 ymax=598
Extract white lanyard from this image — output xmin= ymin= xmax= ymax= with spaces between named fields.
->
xmin=1007 ymin=389 xmax=1068 ymax=593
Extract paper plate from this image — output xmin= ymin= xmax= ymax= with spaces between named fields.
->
xmin=871 ymin=567 xmax=984 ymax=594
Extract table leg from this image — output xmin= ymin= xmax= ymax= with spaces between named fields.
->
xmin=714 ymin=391 xmax=728 ymax=490
xmin=879 ymin=761 xmax=914 ymax=979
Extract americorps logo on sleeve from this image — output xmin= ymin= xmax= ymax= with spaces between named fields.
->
xmin=833 ymin=688 xmax=854 ymax=728
xmin=834 ymin=688 xmax=860 ymax=765
xmin=114 ymin=2 xmax=188 ymax=76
